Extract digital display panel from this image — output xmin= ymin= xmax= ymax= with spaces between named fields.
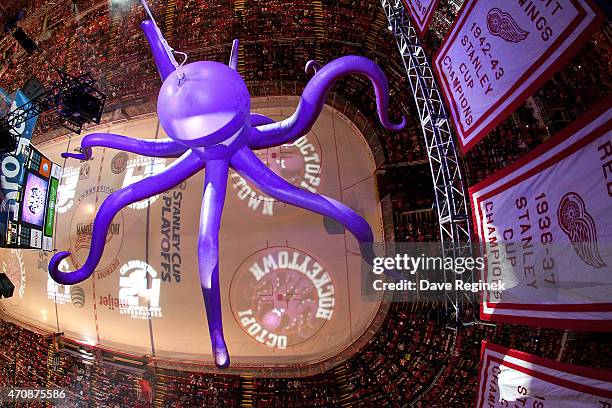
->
xmin=21 ymin=172 xmax=48 ymax=227
xmin=45 ymin=177 xmax=58 ymax=236
xmin=3 ymin=145 xmax=61 ymax=250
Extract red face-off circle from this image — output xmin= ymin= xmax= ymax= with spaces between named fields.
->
xmin=69 ymin=188 xmax=124 ymax=277
xmin=229 ymin=130 xmax=323 ymax=218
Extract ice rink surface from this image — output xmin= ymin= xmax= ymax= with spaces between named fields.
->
xmin=0 ymin=97 xmax=386 ymax=368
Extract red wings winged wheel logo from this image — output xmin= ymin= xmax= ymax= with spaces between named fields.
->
xmin=557 ymin=192 xmax=606 ymax=269
xmin=487 ymin=8 xmax=529 ymax=43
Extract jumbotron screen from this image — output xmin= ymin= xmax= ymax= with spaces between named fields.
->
xmin=5 ymin=145 xmax=60 ymax=251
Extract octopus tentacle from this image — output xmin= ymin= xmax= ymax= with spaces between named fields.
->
xmin=141 ymin=20 xmax=177 ymax=81
xmin=62 ymin=133 xmax=189 ymax=160
xmin=198 ymin=159 xmax=230 ymax=368
xmin=229 ymin=39 xmax=239 ymax=70
xmin=49 ymin=152 xmax=204 ymax=285
xmin=231 ymin=146 xmax=378 ymax=264
xmin=248 ymin=55 xmax=406 ymax=149
xmin=250 ymin=113 xmax=275 ymax=127
xmin=305 ymin=60 xmax=322 ymax=75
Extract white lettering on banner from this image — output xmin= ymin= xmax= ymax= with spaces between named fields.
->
xmin=599 ymin=139 xmax=612 ymax=197
xmin=476 ymin=342 xmax=612 ymax=408
xmin=434 ymin=0 xmax=600 ymax=152
xmin=403 ymin=0 xmax=439 ymax=34
xmin=470 ymin=106 xmax=612 ymax=328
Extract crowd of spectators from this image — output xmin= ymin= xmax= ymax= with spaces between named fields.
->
xmin=175 ymin=0 xmax=233 ymax=49
xmin=376 ymin=164 xmax=440 ymax=241
xmin=0 ymin=321 xmax=51 ymax=390
xmin=416 ymin=304 xmax=565 ymax=407
xmin=560 ymin=332 xmax=612 ymax=370
xmin=0 ymin=320 xmax=152 ymax=407
xmin=322 ymin=0 xmax=377 ymax=45
xmin=340 ymin=302 xmax=453 ymax=406
xmin=161 ymin=370 xmax=241 ymax=407
xmin=0 ymin=320 xmax=18 ymax=386
xmin=91 ymin=363 xmax=152 ymax=407
xmin=1 ymin=302 xmax=611 ymax=406
xmin=49 ymin=349 xmax=96 ymax=407
xmin=251 ymin=375 xmax=339 ymax=407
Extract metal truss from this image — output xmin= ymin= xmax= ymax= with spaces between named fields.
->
xmin=0 ymin=72 xmax=105 ymax=137
xmin=381 ymin=0 xmax=473 ymax=324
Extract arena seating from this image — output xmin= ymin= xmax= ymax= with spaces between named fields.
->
xmin=3 ymin=299 xmax=608 ymax=406
xmin=250 ymin=375 xmax=339 ymax=407
xmin=159 ymin=369 xmax=241 ymax=407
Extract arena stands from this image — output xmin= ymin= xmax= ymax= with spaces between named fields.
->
xmin=159 ymin=370 xmax=241 ymax=407
xmin=3 ymin=299 xmax=610 ymax=406
xmin=250 ymin=375 xmax=339 ymax=407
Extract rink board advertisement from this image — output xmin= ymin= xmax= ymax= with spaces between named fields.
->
xmin=402 ymin=0 xmax=440 ymax=35
xmin=476 ymin=342 xmax=612 ymax=408
xmin=469 ymin=103 xmax=612 ymax=330
xmin=433 ymin=0 xmax=601 ymax=153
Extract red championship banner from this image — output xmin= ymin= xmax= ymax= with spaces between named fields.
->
xmin=434 ymin=0 xmax=602 ymax=153
xmin=402 ymin=0 xmax=440 ymax=35
xmin=470 ymin=103 xmax=612 ymax=330
xmin=476 ymin=342 xmax=612 ymax=408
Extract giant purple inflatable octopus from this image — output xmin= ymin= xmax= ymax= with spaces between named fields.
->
xmin=49 ymin=16 xmax=405 ymax=368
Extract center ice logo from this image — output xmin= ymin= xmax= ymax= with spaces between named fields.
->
xmin=69 ymin=186 xmax=124 ymax=280
xmin=230 ymin=247 xmax=335 ymax=349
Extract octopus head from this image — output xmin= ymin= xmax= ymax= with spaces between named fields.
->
xmin=157 ymin=61 xmax=250 ymax=148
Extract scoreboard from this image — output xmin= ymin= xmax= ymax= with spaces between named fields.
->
xmin=0 ymin=87 xmax=59 ymax=251
xmin=5 ymin=145 xmax=61 ymax=251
